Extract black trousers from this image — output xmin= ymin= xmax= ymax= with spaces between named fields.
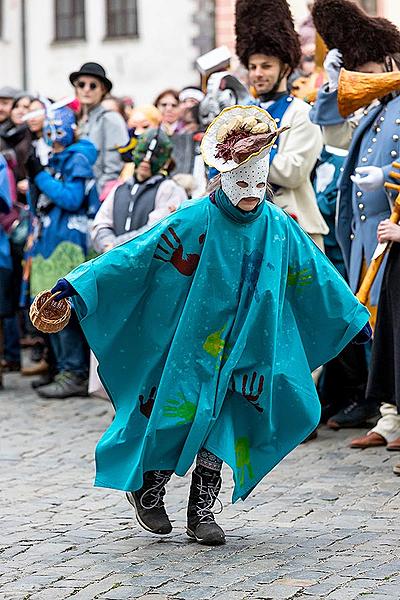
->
xmin=366 ymin=243 xmax=400 ymax=414
xmin=318 ymin=342 xmax=369 ymax=411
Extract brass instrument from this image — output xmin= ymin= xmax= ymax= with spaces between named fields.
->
xmin=315 ymin=33 xmax=328 ymax=70
xmin=338 ymin=68 xmax=400 ymax=118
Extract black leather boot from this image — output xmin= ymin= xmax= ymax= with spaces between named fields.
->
xmin=126 ymin=470 xmax=173 ymax=535
xmin=186 ymin=465 xmax=225 ymax=545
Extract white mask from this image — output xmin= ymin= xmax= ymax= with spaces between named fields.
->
xmin=220 ymin=156 xmax=270 ymax=207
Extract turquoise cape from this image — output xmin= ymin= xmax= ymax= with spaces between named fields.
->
xmin=67 ymin=191 xmax=369 ymax=502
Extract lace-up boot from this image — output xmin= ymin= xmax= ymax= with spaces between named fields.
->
xmin=126 ymin=470 xmax=173 ymax=534
xmin=186 ymin=465 xmax=225 ymax=545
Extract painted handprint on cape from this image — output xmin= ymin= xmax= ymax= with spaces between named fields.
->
xmin=287 ymin=265 xmax=313 ymax=288
xmin=154 ymin=226 xmax=205 ymax=276
xmin=163 ymin=392 xmax=197 ymax=425
xmin=232 ymin=372 xmax=265 ymax=413
xmin=240 ymin=250 xmax=264 ymax=308
xmin=235 ymin=437 xmax=254 ymax=486
xmin=139 ymin=386 xmax=157 ymax=419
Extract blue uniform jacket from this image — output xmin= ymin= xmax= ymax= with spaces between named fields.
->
xmin=310 ymin=87 xmax=400 ymax=305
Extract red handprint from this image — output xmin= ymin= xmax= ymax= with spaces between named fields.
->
xmin=154 ymin=227 xmax=205 ymax=276
xmin=232 ymin=372 xmax=265 ymax=413
xmin=139 ymin=386 xmax=157 ymax=419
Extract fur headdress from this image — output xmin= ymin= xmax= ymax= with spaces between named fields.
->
xmin=235 ymin=0 xmax=301 ymax=71
xmin=312 ymin=0 xmax=400 ymax=70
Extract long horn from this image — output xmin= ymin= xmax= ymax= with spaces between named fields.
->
xmin=338 ymin=68 xmax=400 ymax=118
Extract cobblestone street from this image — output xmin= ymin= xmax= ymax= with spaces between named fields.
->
xmin=1 ymin=372 xmax=400 ymax=600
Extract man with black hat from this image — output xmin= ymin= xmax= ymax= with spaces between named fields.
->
xmin=235 ymin=0 xmax=328 ymax=249
xmin=69 ymin=62 xmax=129 ymax=197
xmin=310 ymin=0 xmax=400 ymax=432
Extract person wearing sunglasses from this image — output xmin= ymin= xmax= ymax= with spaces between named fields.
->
xmin=69 ymin=63 xmax=129 ymax=198
xmin=154 ymin=89 xmax=181 ymax=136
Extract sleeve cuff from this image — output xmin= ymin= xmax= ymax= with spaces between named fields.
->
xmin=66 ymin=261 xmax=98 ymax=320
xmin=309 ymin=85 xmax=345 ymax=126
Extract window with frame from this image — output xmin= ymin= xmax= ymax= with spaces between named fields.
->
xmin=55 ymin=0 xmax=85 ymax=41
xmin=106 ymin=0 xmax=139 ymax=38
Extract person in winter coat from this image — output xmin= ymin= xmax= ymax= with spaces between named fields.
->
xmin=91 ymin=128 xmax=187 ymax=254
xmin=0 ymin=93 xmax=33 ymax=374
xmin=25 ymin=106 xmax=100 ymax=399
xmin=310 ymin=0 xmax=400 ymax=429
xmin=18 ymin=97 xmax=57 ymax=381
xmin=0 ymin=93 xmax=32 ymax=199
xmin=0 ymin=154 xmax=13 ymax=388
xmin=69 ymin=62 xmax=129 ymax=197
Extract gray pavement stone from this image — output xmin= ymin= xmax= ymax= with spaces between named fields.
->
xmin=136 ymin=596 xmax=174 ymax=600
xmin=29 ymin=590 xmax=82 ymax=600
xmin=1 ymin=373 xmax=400 ymax=599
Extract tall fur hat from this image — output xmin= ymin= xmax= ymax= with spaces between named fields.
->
xmin=312 ymin=0 xmax=400 ymax=70
xmin=235 ymin=0 xmax=301 ymax=71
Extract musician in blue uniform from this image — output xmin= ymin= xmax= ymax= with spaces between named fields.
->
xmin=310 ymin=0 xmax=400 ymax=431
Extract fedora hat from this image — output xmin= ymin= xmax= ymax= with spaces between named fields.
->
xmin=69 ymin=62 xmax=113 ymax=92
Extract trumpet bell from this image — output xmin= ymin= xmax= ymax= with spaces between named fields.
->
xmin=338 ymin=68 xmax=400 ymax=118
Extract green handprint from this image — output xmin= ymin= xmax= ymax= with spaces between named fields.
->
xmin=163 ymin=392 xmax=197 ymax=424
xmin=287 ymin=266 xmax=313 ymax=287
xmin=235 ymin=437 xmax=254 ymax=487
xmin=203 ymin=325 xmax=226 ymax=358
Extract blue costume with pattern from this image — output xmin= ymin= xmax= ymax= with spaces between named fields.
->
xmin=27 ymin=139 xmax=99 ymax=297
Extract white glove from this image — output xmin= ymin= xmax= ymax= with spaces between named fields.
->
xmin=350 ymin=166 xmax=385 ymax=192
xmin=323 ymin=49 xmax=343 ymax=92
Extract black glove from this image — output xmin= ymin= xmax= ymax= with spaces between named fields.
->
xmin=25 ymin=150 xmax=44 ymax=179
xmin=51 ymin=278 xmax=77 ymax=301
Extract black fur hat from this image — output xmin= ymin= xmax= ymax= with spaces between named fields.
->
xmin=312 ymin=0 xmax=400 ymax=70
xmin=235 ymin=0 xmax=301 ymax=71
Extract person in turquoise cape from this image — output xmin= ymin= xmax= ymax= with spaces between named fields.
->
xmin=49 ymin=105 xmax=371 ymax=546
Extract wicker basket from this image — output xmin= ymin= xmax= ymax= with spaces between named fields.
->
xmin=30 ymin=290 xmax=71 ymax=333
